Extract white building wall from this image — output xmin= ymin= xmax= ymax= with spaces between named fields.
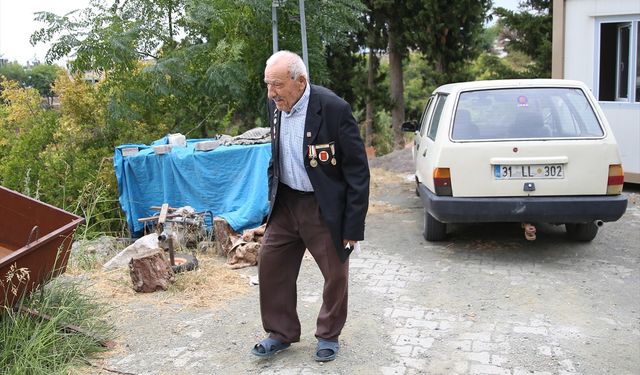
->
xmin=563 ymin=0 xmax=640 ymax=183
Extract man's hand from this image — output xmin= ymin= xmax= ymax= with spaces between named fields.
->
xmin=343 ymin=240 xmax=357 ymax=251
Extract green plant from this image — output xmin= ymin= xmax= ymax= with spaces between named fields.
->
xmin=373 ymin=110 xmax=395 ymax=156
xmin=1 ymin=271 xmax=113 ymax=374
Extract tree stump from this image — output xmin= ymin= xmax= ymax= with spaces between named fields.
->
xmin=212 ymin=217 xmax=237 ymax=256
xmin=129 ymin=250 xmax=174 ymax=293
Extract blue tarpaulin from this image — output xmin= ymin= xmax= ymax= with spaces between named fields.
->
xmin=114 ymin=138 xmax=271 ymax=237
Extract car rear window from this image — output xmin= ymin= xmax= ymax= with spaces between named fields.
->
xmin=451 ymin=87 xmax=605 ymax=140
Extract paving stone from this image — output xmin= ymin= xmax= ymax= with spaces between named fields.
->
xmin=469 ymin=363 xmax=511 ymax=375
xmin=380 ymin=366 xmax=407 ymax=375
xmin=405 ymin=318 xmax=439 ymax=329
xmin=464 ymin=351 xmax=491 ymax=364
xmin=391 ymin=345 xmax=413 ymax=356
xmin=513 ymin=326 xmax=548 ymax=336
xmin=460 ymin=332 xmax=492 ymax=342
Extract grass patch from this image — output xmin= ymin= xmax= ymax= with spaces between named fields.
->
xmin=87 ymin=251 xmax=249 ymax=310
xmin=1 ymin=277 xmax=113 ymax=375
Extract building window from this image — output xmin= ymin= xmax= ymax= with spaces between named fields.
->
xmin=598 ymin=20 xmax=639 ymax=102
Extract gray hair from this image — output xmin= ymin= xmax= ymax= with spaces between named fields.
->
xmin=266 ymin=50 xmax=308 ymax=80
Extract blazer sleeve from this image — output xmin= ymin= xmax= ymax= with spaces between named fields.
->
xmin=337 ymin=101 xmax=370 ymax=240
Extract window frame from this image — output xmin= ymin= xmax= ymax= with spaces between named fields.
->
xmin=426 ymin=94 xmax=448 ymax=141
xmin=595 ymin=16 xmax=639 ymax=103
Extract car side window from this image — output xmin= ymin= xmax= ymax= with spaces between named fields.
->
xmin=419 ymin=96 xmax=435 ymax=137
xmin=427 ymin=94 xmax=448 ymax=140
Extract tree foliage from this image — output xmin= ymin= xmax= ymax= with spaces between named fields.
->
xmin=5 ymin=0 xmax=506 ymax=236
xmin=30 ymin=0 xmax=364 ymax=138
xmin=357 ymin=0 xmax=492 ymax=149
xmin=494 ymin=0 xmax=552 ymax=77
xmin=0 ymin=78 xmax=58 ymax=199
xmin=0 ymin=62 xmax=28 ymax=85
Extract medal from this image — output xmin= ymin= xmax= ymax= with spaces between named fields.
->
xmin=329 ymin=143 xmax=336 ymax=165
xmin=308 ymin=145 xmax=318 ymax=167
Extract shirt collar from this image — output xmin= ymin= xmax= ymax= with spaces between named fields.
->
xmin=285 ymin=83 xmax=310 ymax=116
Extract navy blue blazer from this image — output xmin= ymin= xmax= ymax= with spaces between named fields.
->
xmin=267 ymin=84 xmax=370 ymax=262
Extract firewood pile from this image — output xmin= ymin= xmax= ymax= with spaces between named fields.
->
xmin=212 ymin=217 xmax=265 ymax=269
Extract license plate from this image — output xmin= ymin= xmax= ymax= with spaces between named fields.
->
xmin=494 ymin=164 xmax=565 ymax=179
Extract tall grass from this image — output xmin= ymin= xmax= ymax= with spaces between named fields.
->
xmin=1 ymin=275 xmax=113 ymax=374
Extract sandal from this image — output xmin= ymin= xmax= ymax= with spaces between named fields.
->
xmin=251 ymin=337 xmax=290 ymax=357
xmin=315 ymin=339 xmax=339 ymax=362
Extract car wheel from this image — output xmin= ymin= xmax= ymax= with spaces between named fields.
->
xmin=423 ymin=210 xmax=446 ymax=241
xmin=565 ymin=222 xmax=598 ymax=241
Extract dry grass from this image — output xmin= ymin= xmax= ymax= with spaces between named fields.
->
xmin=84 ymin=252 xmax=249 ymax=311
xmin=67 ymin=167 xmax=411 ymax=313
xmin=370 ymin=167 xmax=411 ymax=190
xmin=368 ymin=167 xmax=415 ymax=214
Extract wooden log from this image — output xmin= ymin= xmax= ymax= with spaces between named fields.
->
xmin=212 ymin=217 xmax=238 ymax=256
xmin=128 ymin=250 xmax=174 ymax=293
xmin=158 ymin=203 xmax=169 ymax=224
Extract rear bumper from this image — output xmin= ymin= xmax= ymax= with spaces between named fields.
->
xmin=418 ymin=183 xmax=628 ymax=223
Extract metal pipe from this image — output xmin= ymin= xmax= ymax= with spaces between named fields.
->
xmin=271 ymin=2 xmax=279 ymax=53
xmin=299 ymin=0 xmax=309 ymax=81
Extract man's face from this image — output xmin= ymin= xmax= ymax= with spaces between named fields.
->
xmin=264 ymin=59 xmax=306 ymax=113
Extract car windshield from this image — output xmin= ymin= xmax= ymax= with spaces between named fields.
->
xmin=451 ymin=87 xmax=605 ymax=140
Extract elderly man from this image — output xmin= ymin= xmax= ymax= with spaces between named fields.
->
xmin=251 ymin=51 xmax=370 ymax=362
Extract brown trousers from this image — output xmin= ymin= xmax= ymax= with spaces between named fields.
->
xmin=258 ymin=184 xmax=349 ymax=344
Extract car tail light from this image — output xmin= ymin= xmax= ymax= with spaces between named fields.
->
xmin=433 ymin=168 xmax=452 ymax=196
xmin=607 ymin=164 xmax=624 ymax=195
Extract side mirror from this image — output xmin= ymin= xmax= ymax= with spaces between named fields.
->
xmin=401 ymin=120 xmax=418 ymax=132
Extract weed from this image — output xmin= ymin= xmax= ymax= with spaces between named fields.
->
xmin=1 ymin=271 xmax=113 ymax=375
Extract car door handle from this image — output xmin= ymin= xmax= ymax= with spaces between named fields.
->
xmin=422 ymin=148 xmax=427 ymax=157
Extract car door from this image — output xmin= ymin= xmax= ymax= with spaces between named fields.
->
xmin=413 ymin=96 xmax=434 ymax=162
xmin=416 ymin=93 xmax=448 ymax=191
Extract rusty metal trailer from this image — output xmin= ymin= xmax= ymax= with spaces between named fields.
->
xmin=1 ymin=186 xmax=84 ymax=308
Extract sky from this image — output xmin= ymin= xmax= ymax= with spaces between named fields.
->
xmin=0 ymin=0 xmax=522 ymax=66
xmin=0 ymin=0 xmax=90 ymax=65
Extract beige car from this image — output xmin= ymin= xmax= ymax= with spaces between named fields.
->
xmin=402 ymin=79 xmax=627 ymax=241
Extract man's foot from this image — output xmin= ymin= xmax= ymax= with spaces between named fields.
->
xmin=314 ymin=339 xmax=339 ymax=362
xmin=251 ymin=337 xmax=290 ymax=357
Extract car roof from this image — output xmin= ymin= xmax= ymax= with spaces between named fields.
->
xmin=435 ymin=79 xmax=589 ymax=95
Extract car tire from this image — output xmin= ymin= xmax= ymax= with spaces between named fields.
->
xmin=565 ymin=222 xmax=598 ymax=241
xmin=423 ymin=210 xmax=447 ymax=241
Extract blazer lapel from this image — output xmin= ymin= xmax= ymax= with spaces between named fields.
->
xmin=304 ymin=85 xmax=322 ymax=154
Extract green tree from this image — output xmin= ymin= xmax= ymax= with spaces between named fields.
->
xmin=363 ymin=0 xmax=492 ymax=149
xmin=494 ymin=0 xmax=552 ymax=77
xmin=26 ymin=64 xmax=64 ymax=106
xmin=31 ymin=0 xmax=365 ymax=138
xmin=408 ymin=0 xmax=492 ymax=84
xmin=0 ymin=62 xmax=27 ymax=87
xmin=0 ymin=78 xmax=57 ymax=197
